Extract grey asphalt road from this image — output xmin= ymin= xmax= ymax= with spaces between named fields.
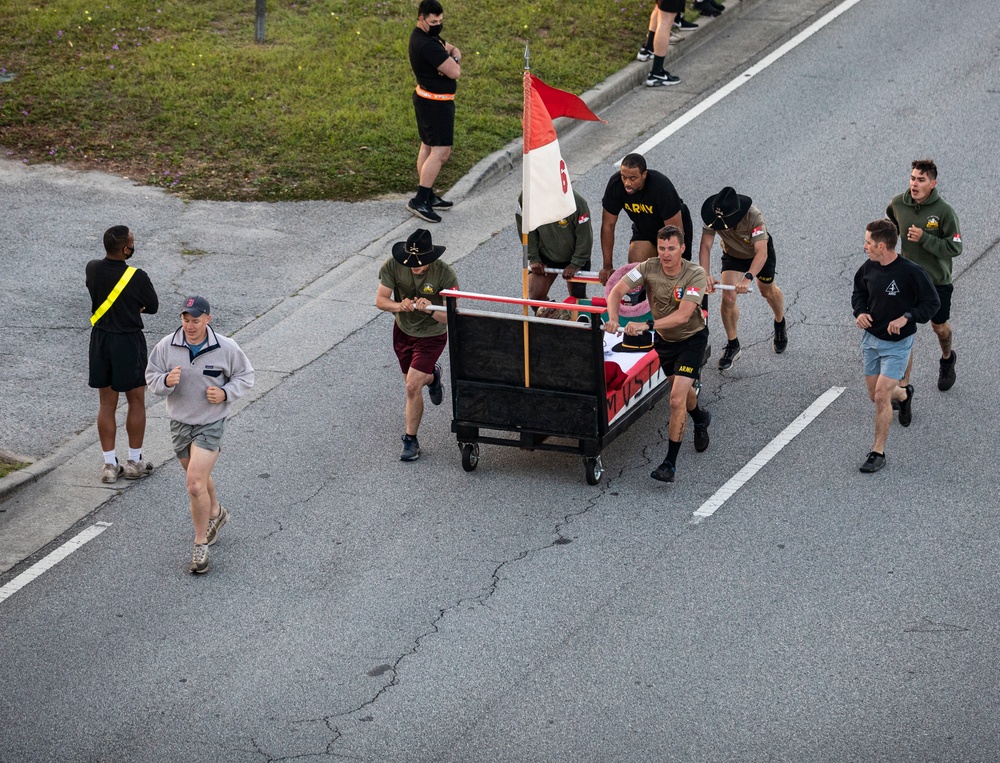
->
xmin=2 ymin=0 xmax=1000 ymax=760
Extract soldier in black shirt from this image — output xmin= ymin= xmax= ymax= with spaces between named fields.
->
xmin=406 ymin=0 xmax=462 ymax=224
xmin=86 ymin=225 xmax=159 ymax=483
xmin=851 ymin=219 xmax=939 ymax=473
xmin=600 ymin=152 xmax=692 ymax=285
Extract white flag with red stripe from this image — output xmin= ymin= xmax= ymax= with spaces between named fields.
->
xmin=521 ymin=72 xmax=577 ymax=234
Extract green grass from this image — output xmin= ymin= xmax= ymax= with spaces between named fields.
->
xmin=0 ymin=0 xmax=665 ymax=201
xmin=0 ymin=458 xmax=30 ymax=479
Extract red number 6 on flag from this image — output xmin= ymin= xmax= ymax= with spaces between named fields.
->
xmin=559 ymin=159 xmax=568 ymax=194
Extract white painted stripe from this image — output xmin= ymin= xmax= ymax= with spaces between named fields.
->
xmin=692 ymin=387 xmax=845 ymax=521
xmin=0 ymin=522 xmax=112 ymax=605
xmin=631 ymin=0 xmax=866 ymax=157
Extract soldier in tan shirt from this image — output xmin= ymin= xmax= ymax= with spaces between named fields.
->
xmin=698 ymin=187 xmax=788 ymax=371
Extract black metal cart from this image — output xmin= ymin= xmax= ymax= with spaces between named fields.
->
xmin=443 ymin=289 xmax=671 ymax=485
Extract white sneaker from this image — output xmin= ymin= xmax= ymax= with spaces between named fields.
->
xmin=123 ymin=458 xmax=153 ymax=480
xmin=101 ymin=461 xmax=123 ymax=484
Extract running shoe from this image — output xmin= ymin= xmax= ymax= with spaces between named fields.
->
xmin=897 ymin=385 xmax=914 ymax=427
xmin=637 ymin=46 xmax=654 ymax=62
xmin=406 ymin=199 xmax=441 ymax=224
xmin=428 ymin=364 xmax=444 ymax=406
xmin=101 ymin=461 xmax=123 ymax=484
xmin=430 ymin=192 xmax=453 ymax=209
xmin=938 ymin=350 xmax=956 ymax=391
xmin=123 ymin=457 xmax=153 ymax=480
xmin=859 ymin=451 xmax=886 ymax=473
xmin=718 ymin=341 xmax=741 ymax=371
xmin=650 ymin=459 xmax=676 ymax=482
xmin=693 ymin=411 xmax=712 ymax=453
xmin=206 ymin=505 xmax=229 ymax=546
xmin=675 ymin=17 xmax=699 ymax=30
xmin=646 ymin=71 xmax=681 ymax=87
xmin=773 ymin=320 xmax=788 ymax=354
xmin=189 ymin=544 xmax=210 ymax=574
xmin=400 ymin=434 xmax=420 ymax=462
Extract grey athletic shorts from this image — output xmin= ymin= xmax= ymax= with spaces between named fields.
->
xmin=169 ymin=418 xmax=226 ymax=459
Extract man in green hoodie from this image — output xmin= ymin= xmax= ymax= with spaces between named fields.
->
xmin=886 ymin=159 xmax=962 ymax=392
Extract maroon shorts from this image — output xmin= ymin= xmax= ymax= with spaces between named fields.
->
xmin=392 ymin=324 xmax=448 ymax=375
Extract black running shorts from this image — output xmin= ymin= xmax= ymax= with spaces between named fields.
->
xmin=720 ymin=234 xmax=777 ymax=283
xmin=656 ymin=0 xmax=686 ymax=12
xmin=932 ymin=283 xmax=953 ymax=325
xmin=413 ymin=93 xmax=455 ymax=147
xmin=654 ymin=326 xmax=709 ymax=380
xmin=89 ymin=328 xmax=148 ymax=391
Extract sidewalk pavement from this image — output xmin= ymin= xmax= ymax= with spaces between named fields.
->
xmin=0 ymin=0 xmax=766 ymax=573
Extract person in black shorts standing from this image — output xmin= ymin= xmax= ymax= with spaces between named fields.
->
xmin=86 ymin=225 xmax=159 ymax=484
xmin=641 ymin=0 xmax=684 ymax=87
xmin=604 ymin=225 xmax=712 ymax=484
xmin=600 ymin=152 xmax=693 ymax=285
xmin=407 ymin=0 xmax=462 ymax=224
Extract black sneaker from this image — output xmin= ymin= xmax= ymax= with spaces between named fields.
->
xmin=938 ymin=350 xmax=956 ymax=391
xmin=675 ymin=17 xmax=699 ymax=30
xmin=650 ymin=459 xmax=676 ymax=482
xmin=646 ymin=71 xmax=681 ymax=87
xmin=693 ymin=410 xmax=711 ymax=453
xmin=859 ymin=451 xmax=886 ymax=473
xmin=400 ymin=434 xmax=420 ymax=462
xmin=897 ymin=384 xmax=914 ymax=427
xmin=430 ymin=192 xmax=453 ymax=209
xmin=406 ymin=198 xmax=441 ymax=224
xmin=718 ymin=341 xmax=741 ymax=371
xmin=428 ymin=364 xmax=443 ymax=406
xmin=773 ymin=320 xmax=788 ymax=354
xmin=637 ymin=46 xmax=653 ymax=62
xmin=693 ymin=0 xmax=722 ymax=16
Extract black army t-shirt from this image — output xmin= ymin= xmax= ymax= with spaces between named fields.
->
xmin=409 ymin=28 xmax=455 ymax=95
xmin=602 ymin=169 xmax=683 ymax=242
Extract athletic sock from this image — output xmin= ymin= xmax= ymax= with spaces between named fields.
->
xmin=774 ymin=318 xmax=785 ymax=327
xmin=652 ymin=55 xmax=665 ymax=76
xmin=666 ymin=438 xmax=682 ymax=465
xmin=415 ymin=186 xmax=432 ymax=204
xmin=727 ymin=337 xmax=740 ymax=348
xmin=103 ymin=450 xmax=117 ymax=466
xmin=644 ymin=30 xmax=655 ymax=49
xmin=128 ymin=447 xmax=142 ymax=462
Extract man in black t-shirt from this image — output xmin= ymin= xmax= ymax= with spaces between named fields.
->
xmin=600 ymin=152 xmax=692 ymax=285
xmin=407 ymin=0 xmax=462 ymax=224
xmin=86 ymin=225 xmax=159 ymax=484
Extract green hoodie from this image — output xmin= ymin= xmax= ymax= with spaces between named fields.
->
xmin=886 ymin=188 xmax=962 ymax=285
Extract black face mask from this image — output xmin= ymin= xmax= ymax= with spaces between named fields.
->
xmin=124 ymin=246 xmax=135 ymax=259
xmin=426 ymin=22 xmax=443 ymax=37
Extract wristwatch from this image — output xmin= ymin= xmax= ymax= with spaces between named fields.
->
xmin=744 ymin=271 xmax=754 ymax=280
xmin=646 ymin=320 xmax=655 ymax=330
xmin=903 ymin=311 xmax=913 ymax=322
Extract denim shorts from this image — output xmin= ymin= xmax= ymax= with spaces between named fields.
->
xmin=861 ymin=332 xmax=914 ymax=380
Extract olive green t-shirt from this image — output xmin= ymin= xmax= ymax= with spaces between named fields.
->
xmin=625 ymin=258 xmax=707 ymax=342
xmin=379 ymin=257 xmax=459 ymax=337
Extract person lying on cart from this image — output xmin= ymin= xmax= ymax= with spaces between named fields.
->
xmin=376 ymin=228 xmax=459 ymax=462
xmin=603 ymin=224 xmax=712 ymax=483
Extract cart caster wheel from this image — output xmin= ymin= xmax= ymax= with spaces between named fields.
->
xmin=461 ymin=443 xmax=480 ymax=472
xmin=584 ymin=456 xmax=604 ymax=485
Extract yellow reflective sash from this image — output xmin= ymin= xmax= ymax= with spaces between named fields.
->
xmin=90 ymin=266 xmax=137 ymax=326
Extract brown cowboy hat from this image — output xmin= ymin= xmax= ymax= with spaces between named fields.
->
xmin=701 ymin=186 xmax=752 ymax=230
xmin=391 ymin=228 xmax=446 ymax=268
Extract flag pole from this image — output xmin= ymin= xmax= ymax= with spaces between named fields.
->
xmin=521 ymin=44 xmax=531 ymax=387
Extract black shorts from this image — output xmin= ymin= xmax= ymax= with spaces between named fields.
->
xmin=932 ymin=283 xmax=953 ymax=325
xmin=654 ymin=326 xmax=709 ymax=380
xmin=721 ymin=234 xmax=777 ymax=283
xmin=656 ymin=0 xmax=685 ymax=12
xmin=630 ymin=203 xmax=694 ymax=261
xmin=413 ymin=93 xmax=455 ymax=147
xmin=89 ymin=328 xmax=148 ymax=391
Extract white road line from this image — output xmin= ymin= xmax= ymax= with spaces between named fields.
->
xmin=631 ymin=0 xmax=866 ymax=157
xmin=692 ymin=387 xmax=845 ymax=522
xmin=0 ymin=522 xmax=112 ymax=605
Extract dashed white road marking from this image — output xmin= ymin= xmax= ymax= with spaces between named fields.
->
xmin=692 ymin=387 xmax=846 ymax=522
xmin=0 ymin=522 xmax=112 ymax=605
